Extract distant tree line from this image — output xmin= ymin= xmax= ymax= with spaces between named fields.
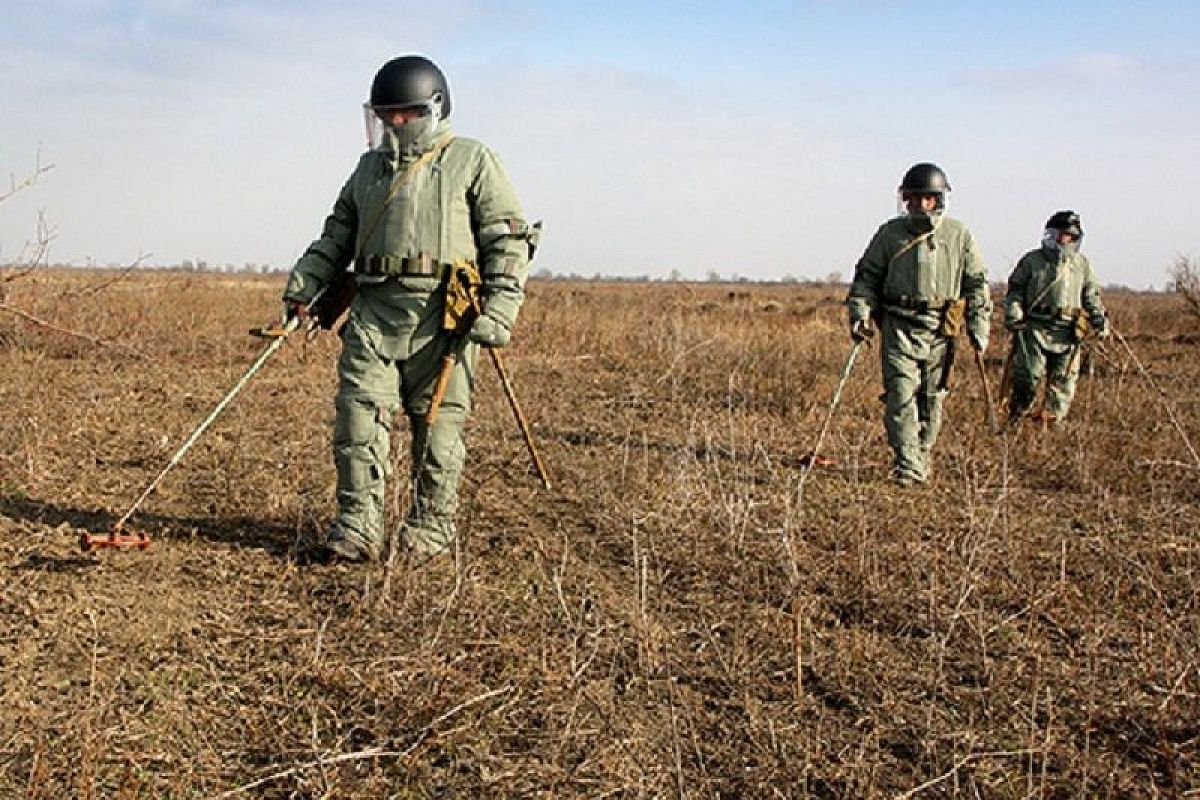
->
xmin=530 ymin=266 xmax=849 ymax=286
xmin=24 ymin=260 xmax=285 ymax=274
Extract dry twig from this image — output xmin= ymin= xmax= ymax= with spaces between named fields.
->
xmin=216 ymin=685 xmax=514 ymax=798
xmin=60 ymin=252 xmax=152 ymax=298
xmin=1114 ymin=325 xmax=1200 ymax=466
xmin=0 ymin=301 xmax=145 ymax=357
xmin=0 ymin=153 xmax=54 ymax=204
xmin=894 ymin=750 xmax=1038 ymax=799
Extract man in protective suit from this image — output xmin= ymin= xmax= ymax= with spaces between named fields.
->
xmin=283 ymin=55 xmax=536 ymax=561
xmin=846 ymin=163 xmax=992 ymax=485
xmin=1003 ymin=210 xmax=1109 ymax=425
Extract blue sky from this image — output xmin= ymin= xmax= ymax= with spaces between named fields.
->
xmin=2 ymin=0 xmax=1198 ymax=286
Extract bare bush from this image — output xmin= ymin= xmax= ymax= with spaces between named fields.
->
xmin=1 ymin=152 xmax=146 ymax=354
xmin=1 ymin=152 xmax=55 ymax=283
xmin=1168 ymin=254 xmax=1200 ymax=326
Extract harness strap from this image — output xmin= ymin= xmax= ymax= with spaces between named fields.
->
xmin=889 ymin=230 xmax=935 ymax=265
xmin=355 ymin=135 xmax=457 ymax=261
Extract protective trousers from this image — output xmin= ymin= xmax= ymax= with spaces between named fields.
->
xmin=1010 ymin=328 xmax=1080 ymax=421
xmin=881 ymin=317 xmax=950 ymax=482
xmin=332 ymin=317 xmax=476 ymax=558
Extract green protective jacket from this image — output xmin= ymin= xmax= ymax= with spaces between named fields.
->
xmin=1004 ymin=247 xmax=1106 ymax=352
xmin=847 ymin=214 xmax=992 ymax=352
xmin=283 ymin=121 xmax=532 ymax=359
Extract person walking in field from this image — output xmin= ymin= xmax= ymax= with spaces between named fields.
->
xmin=846 ymin=163 xmax=992 ymax=485
xmin=282 ymin=55 xmax=536 ymax=562
xmin=1002 ymin=210 xmax=1109 ymax=425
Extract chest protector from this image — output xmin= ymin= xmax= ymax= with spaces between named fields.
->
xmin=352 ymin=139 xmax=481 ymax=270
xmin=1023 ymin=250 xmax=1088 ymax=317
xmin=881 ymin=221 xmax=969 ymax=309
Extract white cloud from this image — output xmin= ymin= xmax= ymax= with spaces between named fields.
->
xmin=3 ymin=5 xmax=1199 ymax=289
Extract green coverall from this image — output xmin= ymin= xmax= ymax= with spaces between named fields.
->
xmin=1004 ymin=245 xmax=1107 ymax=421
xmin=284 ymin=120 xmax=532 ymax=557
xmin=847 ymin=213 xmax=992 ymax=482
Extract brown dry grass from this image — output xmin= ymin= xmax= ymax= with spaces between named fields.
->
xmin=0 ymin=270 xmax=1197 ymax=798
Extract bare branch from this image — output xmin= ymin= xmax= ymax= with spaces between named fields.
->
xmin=61 ymin=251 xmax=153 ymax=298
xmin=2 ymin=206 xmax=56 ymax=288
xmin=0 ymin=150 xmax=55 ymax=204
xmin=0 ymin=300 xmax=146 ymax=358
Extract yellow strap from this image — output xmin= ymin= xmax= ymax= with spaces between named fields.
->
xmin=442 ymin=259 xmax=482 ymax=333
xmin=356 ymin=135 xmax=456 ymax=259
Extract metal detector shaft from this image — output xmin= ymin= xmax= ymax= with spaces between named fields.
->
xmin=1113 ymin=325 xmax=1200 ymax=467
xmin=112 ymin=310 xmax=313 ymax=533
xmin=802 ymin=338 xmax=864 ymax=480
xmin=424 ymin=339 xmax=551 ymax=490
xmin=973 ymin=346 xmax=1000 ymax=434
xmin=486 ymin=347 xmax=551 ymax=490
xmin=997 ymin=333 xmax=1017 ymax=416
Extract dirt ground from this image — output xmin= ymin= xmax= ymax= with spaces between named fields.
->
xmin=1 ymin=270 xmax=1196 ymax=798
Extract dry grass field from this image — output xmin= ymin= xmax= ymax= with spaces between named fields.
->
xmin=0 ymin=270 xmax=1196 ymax=798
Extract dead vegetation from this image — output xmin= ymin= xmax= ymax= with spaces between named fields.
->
xmin=0 ymin=272 xmax=1197 ymax=798
xmin=1170 ymin=255 xmax=1200 ymax=330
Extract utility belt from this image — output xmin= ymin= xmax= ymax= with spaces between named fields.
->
xmin=356 ymin=253 xmax=454 ymax=279
xmin=1029 ymin=303 xmax=1079 ymax=321
xmin=884 ymin=294 xmax=950 ymax=313
xmin=1030 ymin=305 xmax=1091 ymax=340
xmin=884 ymin=294 xmax=966 ymax=337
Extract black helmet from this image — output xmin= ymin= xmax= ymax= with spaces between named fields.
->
xmin=899 ymin=162 xmax=951 ymax=197
xmin=369 ymin=55 xmax=451 ymax=119
xmin=1045 ymin=210 xmax=1083 ymax=239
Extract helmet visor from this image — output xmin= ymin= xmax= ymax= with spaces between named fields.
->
xmin=1043 ymin=228 xmax=1083 ymax=252
xmin=362 ymin=100 xmax=438 ymax=149
xmin=896 ymin=189 xmax=947 ymax=216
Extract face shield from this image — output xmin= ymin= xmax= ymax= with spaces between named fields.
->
xmin=1042 ymin=228 xmax=1082 ymax=255
xmin=362 ymin=95 xmax=443 ymax=151
xmin=896 ymin=191 xmax=947 ymax=222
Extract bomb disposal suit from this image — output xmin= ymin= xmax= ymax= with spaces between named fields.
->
xmin=847 ymin=163 xmax=992 ymax=483
xmin=283 ymin=56 xmax=534 ymax=560
xmin=1003 ymin=211 xmax=1108 ymax=422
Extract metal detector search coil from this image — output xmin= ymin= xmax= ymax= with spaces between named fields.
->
xmin=81 ymin=524 xmax=151 ymax=552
